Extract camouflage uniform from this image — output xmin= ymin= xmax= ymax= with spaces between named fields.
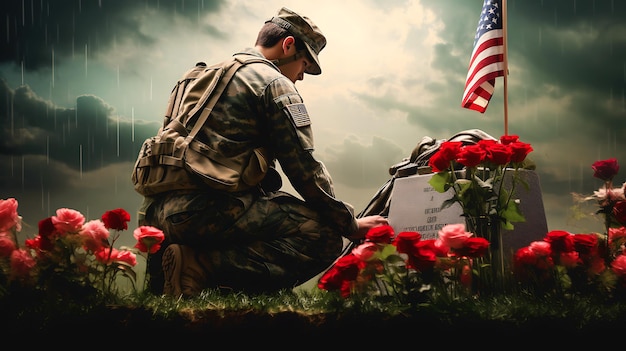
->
xmin=141 ymin=48 xmax=358 ymax=294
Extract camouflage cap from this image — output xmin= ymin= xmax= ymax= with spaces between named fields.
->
xmin=267 ymin=7 xmax=326 ymax=75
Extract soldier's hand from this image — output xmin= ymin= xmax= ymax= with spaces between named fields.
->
xmin=348 ymin=215 xmax=389 ymax=240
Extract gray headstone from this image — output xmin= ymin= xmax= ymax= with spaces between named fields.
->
xmin=387 ymin=169 xmax=548 ymax=263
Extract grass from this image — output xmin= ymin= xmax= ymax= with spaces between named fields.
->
xmin=6 ymin=283 xmax=626 ymax=342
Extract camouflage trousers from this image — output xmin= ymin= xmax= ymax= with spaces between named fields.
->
xmin=139 ymin=188 xmax=344 ymax=294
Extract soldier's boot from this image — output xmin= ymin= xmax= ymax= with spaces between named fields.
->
xmin=162 ymin=244 xmax=209 ymax=297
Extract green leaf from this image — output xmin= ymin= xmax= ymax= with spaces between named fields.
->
xmin=428 ymin=172 xmax=451 ymax=193
xmin=501 ymin=199 xmax=526 ymax=223
xmin=555 ymin=265 xmax=572 ymax=290
xmin=115 ymin=262 xmax=137 ymax=282
xmin=500 ymin=218 xmax=515 ymax=231
xmin=379 ymin=244 xmax=399 ymax=259
xmin=455 ymin=179 xmax=473 ymax=196
xmin=441 ymin=197 xmax=459 ymax=210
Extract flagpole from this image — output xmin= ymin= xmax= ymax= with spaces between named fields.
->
xmin=502 ymin=0 xmax=509 ymax=136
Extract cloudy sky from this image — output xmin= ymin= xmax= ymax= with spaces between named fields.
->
xmin=1 ymin=0 xmax=625 ymax=249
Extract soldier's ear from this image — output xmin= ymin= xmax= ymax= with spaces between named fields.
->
xmin=282 ymin=36 xmax=296 ymax=53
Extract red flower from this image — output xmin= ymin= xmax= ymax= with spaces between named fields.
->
xmin=454 ymin=237 xmax=489 ymax=257
xmin=101 ymin=208 xmax=131 ymax=231
xmin=428 ymin=141 xmax=462 ymax=172
xmin=318 ymin=254 xmax=361 ymax=293
xmin=544 ymin=230 xmax=575 ymax=254
xmin=456 ymin=144 xmax=486 ymax=168
xmin=499 ymin=134 xmax=520 ymax=145
xmin=37 ymin=217 xmax=57 ymax=250
xmin=24 ymin=236 xmax=42 ymax=252
xmin=611 ymin=255 xmax=626 ymax=277
xmin=613 ymin=201 xmax=626 ymax=225
xmin=407 ymin=239 xmax=440 ymax=272
xmin=437 ymin=141 xmax=463 ymax=162
xmin=513 ymin=246 xmax=554 ymax=283
xmin=508 ymin=141 xmax=533 ymax=163
xmin=476 ymin=139 xmax=498 ymax=149
xmin=365 ymin=224 xmax=394 ymax=244
xmin=0 ymin=234 xmax=16 ymax=257
xmin=483 ymin=143 xmax=512 ymax=165
xmin=393 ymin=231 xmax=421 ymax=255
xmin=428 ymin=152 xmax=450 ymax=173
xmin=514 ymin=246 xmax=539 ymax=266
xmin=591 ymin=158 xmax=619 ymax=181
xmin=572 ymin=233 xmax=599 ymax=258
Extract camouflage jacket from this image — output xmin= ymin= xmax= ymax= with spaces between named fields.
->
xmin=195 ymin=48 xmax=358 ymax=236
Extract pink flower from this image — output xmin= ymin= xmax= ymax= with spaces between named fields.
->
xmin=80 ymin=220 xmax=110 ymax=252
xmin=351 ymin=242 xmax=379 ymax=261
xmin=611 ymin=255 xmax=626 ymax=277
xmin=438 ymin=223 xmax=473 ymax=249
xmin=609 ymin=187 xmax=626 ymax=201
xmin=101 ymin=208 xmax=131 ymax=231
xmin=0 ymin=233 xmax=16 ymax=257
xmin=10 ymin=248 xmax=36 ymax=278
xmin=613 ymin=201 xmax=626 ymax=225
xmin=133 ymin=226 xmax=165 ymax=254
xmin=0 ymin=198 xmax=21 ymax=232
xmin=94 ymin=247 xmax=115 ymax=264
xmin=114 ymin=249 xmax=138 ymax=267
xmin=95 ymin=247 xmax=137 ymax=266
xmin=529 ymin=240 xmax=551 ymax=256
xmin=610 ymin=226 xmax=626 ymax=244
xmin=51 ymin=208 xmax=85 ymax=234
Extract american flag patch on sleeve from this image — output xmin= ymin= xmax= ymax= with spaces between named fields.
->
xmin=285 ymin=103 xmax=311 ymax=127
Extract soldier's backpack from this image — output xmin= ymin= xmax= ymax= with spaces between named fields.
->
xmin=131 ymin=55 xmax=273 ymax=196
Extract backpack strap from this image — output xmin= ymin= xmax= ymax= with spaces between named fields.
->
xmin=166 ymin=56 xmax=271 ymax=153
xmin=184 ymin=58 xmax=266 ymax=145
xmin=162 ymin=62 xmax=209 ymax=128
xmin=183 ymin=60 xmax=240 ymax=141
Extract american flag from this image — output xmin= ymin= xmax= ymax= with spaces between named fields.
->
xmin=461 ymin=0 xmax=506 ymax=113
